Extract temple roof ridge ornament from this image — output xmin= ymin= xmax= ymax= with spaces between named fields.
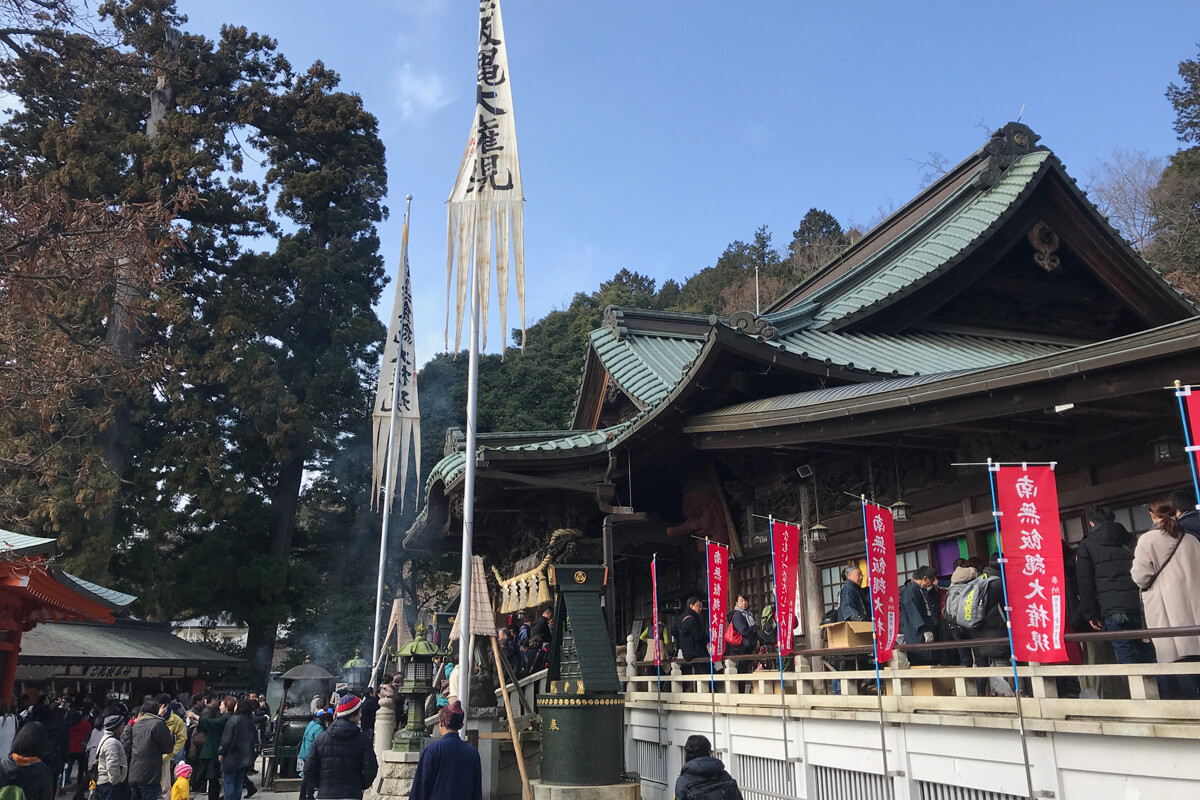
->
xmin=974 ymin=121 xmax=1048 ymax=189
xmin=727 ymin=310 xmax=779 ymax=340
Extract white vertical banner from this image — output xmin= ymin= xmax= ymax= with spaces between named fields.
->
xmin=446 ymin=0 xmax=526 ymax=354
xmin=371 ymin=204 xmax=421 ymax=510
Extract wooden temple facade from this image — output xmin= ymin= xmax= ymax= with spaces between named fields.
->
xmin=406 ymin=122 xmax=1200 ymax=646
xmin=0 ymin=530 xmax=135 ymax=705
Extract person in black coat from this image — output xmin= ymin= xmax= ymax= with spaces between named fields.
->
xmin=218 ymin=701 xmax=257 ymax=800
xmin=304 ymin=696 xmax=378 ymax=800
xmin=674 ymin=734 xmax=742 ymax=800
xmin=898 ymin=566 xmax=940 ymax=665
xmin=530 ymin=609 xmax=553 ymax=643
xmin=837 ymin=567 xmax=870 ymax=622
xmin=408 ymin=702 xmax=480 ymax=800
xmin=0 ymin=722 xmax=55 ymax=800
xmin=677 ymin=597 xmax=708 ymax=674
xmin=1076 ymin=506 xmax=1155 ymax=664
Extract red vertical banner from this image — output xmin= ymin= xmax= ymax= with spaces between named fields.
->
xmin=706 ymin=541 xmax=729 ymax=662
xmin=651 ymin=556 xmax=661 ymax=667
xmin=771 ymin=521 xmax=800 ymax=656
xmin=995 ymin=466 xmax=1070 ymax=663
xmin=862 ymin=502 xmax=899 ymax=664
xmin=1184 ymin=390 xmax=1200 ymax=482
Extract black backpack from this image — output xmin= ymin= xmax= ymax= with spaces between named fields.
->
xmin=679 ymin=776 xmax=743 ymax=800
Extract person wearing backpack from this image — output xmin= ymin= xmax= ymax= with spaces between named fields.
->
xmin=965 ymin=555 xmax=1014 ymax=696
xmin=674 ymin=735 xmax=743 ymax=800
xmin=0 ymin=721 xmax=56 ymax=800
xmin=945 ymin=560 xmax=979 ymax=669
xmin=1075 ymin=506 xmax=1154 ymax=665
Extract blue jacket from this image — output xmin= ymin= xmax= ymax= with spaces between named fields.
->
xmin=298 ymin=719 xmax=323 ymax=761
xmin=838 ymin=579 xmax=870 ymax=622
xmin=409 ymin=731 xmax=482 ymax=800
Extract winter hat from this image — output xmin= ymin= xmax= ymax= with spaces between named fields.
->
xmin=335 ymin=695 xmax=363 ymax=718
xmin=175 ymin=763 xmax=193 ymax=780
xmin=438 ymin=700 xmax=465 ymax=731
xmin=102 ymin=715 xmax=124 ymax=732
xmin=315 ymin=708 xmax=330 ymax=718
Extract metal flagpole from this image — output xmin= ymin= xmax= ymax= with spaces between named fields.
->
xmin=986 ymin=458 xmax=1036 ymax=800
xmin=860 ymin=496 xmax=892 ymax=795
xmin=768 ymin=516 xmax=792 ymax=791
xmin=1173 ymin=381 xmax=1200 ymax=506
xmin=458 ymin=232 xmax=482 ymax=710
xmin=652 ymin=554 xmax=663 ymax=745
xmin=371 ymin=195 xmax=412 ymax=675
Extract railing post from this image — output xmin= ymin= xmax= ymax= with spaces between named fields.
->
xmin=625 ymin=633 xmax=637 ymax=683
xmin=670 ymin=660 xmax=682 ymax=695
xmin=1129 ymin=671 xmax=1161 ymax=700
xmin=725 ymin=658 xmax=735 ymax=695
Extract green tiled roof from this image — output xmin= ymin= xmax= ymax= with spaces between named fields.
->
xmin=588 ymin=327 xmax=702 ymax=408
xmin=811 ymin=150 xmax=1051 ymax=326
xmin=773 ymin=330 xmax=1066 ymax=377
xmin=0 ymin=529 xmax=56 ymax=557
xmin=58 ymin=571 xmax=136 ymax=608
xmin=490 ymin=423 xmax=631 ymax=454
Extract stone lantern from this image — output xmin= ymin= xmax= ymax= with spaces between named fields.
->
xmin=393 ymin=622 xmax=439 ymax=752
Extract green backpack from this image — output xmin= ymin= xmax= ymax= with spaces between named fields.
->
xmin=0 ymin=783 xmax=27 ymax=800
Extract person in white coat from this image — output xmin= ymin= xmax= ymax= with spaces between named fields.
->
xmin=96 ymin=715 xmax=129 ymax=800
xmin=1131 ymin=497 xmax=1200 ymax=698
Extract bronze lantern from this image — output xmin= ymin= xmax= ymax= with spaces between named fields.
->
xmin=393 ymin=623 xmax=439 ymax=752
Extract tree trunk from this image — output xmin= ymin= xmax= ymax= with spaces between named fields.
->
xmin=245 ymin=452 xmax=306 ymax=682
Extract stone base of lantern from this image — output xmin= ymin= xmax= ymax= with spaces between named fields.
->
xmin=365 ymin=750 xmax=421 ymax=800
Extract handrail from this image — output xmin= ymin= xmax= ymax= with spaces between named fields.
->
xmin=630 ymin=624 xmax=1200 ymax=668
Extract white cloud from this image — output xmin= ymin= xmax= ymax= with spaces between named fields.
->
xmin=395 ymin=63 xmax=452 ymax=123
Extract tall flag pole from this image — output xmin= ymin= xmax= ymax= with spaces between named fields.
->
xmin=448 ymin=0 xmax=527 ymax=710
xmin=860 ymin=497 xmax=897 ymax=792
xmin=988 ymin=459 xmax=1065 ymax=800
xmin=370 ymin=194 xmax=419 ymax=673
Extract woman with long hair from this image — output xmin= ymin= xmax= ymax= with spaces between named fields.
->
xmin=1131 ymin=497 xmax=1200 ymax=698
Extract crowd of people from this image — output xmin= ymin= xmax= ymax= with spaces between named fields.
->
xmin=647 ymin=495 xmax=1200 ymax=700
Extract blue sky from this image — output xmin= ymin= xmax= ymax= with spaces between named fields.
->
xmin=180 ymin=0 xmax=1200 ymax=366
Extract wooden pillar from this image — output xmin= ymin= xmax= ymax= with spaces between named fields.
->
xmin=0 ymin=627 xmax=23 ymax=708
xmin=799 ymin=484 xmax=825 ymax=653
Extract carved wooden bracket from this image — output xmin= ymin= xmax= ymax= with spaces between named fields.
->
xmin=1028 ymin=219 xmax=1061 ymax=272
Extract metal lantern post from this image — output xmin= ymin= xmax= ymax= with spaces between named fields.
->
xmin=393 ymin=623 xmax=439 ymax=752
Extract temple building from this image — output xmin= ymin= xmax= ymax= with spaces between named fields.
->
xmin=405 ymin=123 xmax=1200 ymax=797
xmin=408 ymin=121 xmax=1198 ymax=644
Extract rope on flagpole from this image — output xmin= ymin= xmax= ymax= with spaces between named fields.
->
xmin=859 ymin=496 xmax=893 ymax=797
xmin=1173 ymin=381 xmax=1200 ymax=511
xmin=767 ymin=516 xmax=794 ymax=791
xmin=986 ymin=458 xmax=1037 ymax=800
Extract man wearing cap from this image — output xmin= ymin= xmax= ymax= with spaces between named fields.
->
xmin=305 ymin=695 xmax=378 ymax=800
xmin=409 ymin=701 xmax=482 ymax=800
xmin=95 ymin=715 xmax=128 ymax=800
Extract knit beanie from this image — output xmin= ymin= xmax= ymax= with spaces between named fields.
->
xmin=103 ymin=715 xmax=124 ymax=732
xmin=335 ymin=694 xmax=363 ymax=718
xmin=438 ymin=700 xmax=465 ymax=731
xmin=175 ymin=763 xmax=193 ymax=780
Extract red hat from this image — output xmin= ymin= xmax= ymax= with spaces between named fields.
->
xmin=438 ymin=700 xmax=465 ymax=731
xmin=335 ymin=695 xmax=363 ymax=718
